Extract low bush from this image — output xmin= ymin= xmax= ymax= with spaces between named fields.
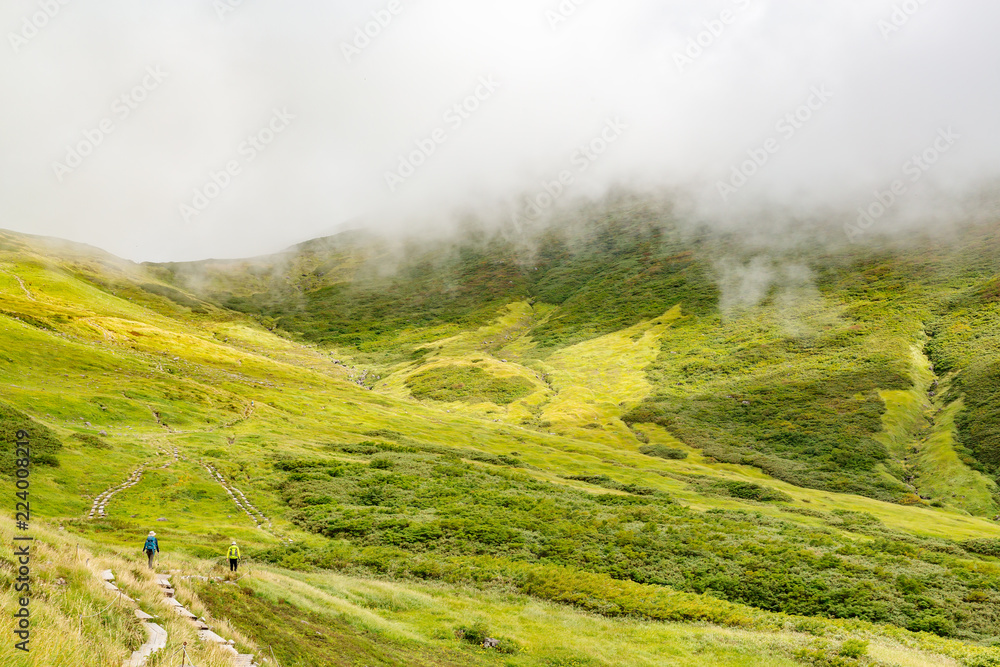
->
xmin=563 ymin=474 xmax=658 ymax=496
xmin=713 ymin=480 xmax=793 ymax=503
xmin=71 ymin=432 xmax=112 ymax=449
xmin=962 ymin=539 xmax=1000 ymax=558
xmin=639 ymin=444 xmax=688 ymax=460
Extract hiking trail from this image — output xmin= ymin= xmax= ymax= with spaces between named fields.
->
xmin=203 ymin=462 xmax=273 ymax=530
xmin=88 ymin=466 xmax=145 ymax=519
xmin=1 ymin=269 xmax=36 ymax=301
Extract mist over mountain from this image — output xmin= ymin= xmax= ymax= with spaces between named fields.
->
xmin=2 ymin=0 xmax=1000 ymax=261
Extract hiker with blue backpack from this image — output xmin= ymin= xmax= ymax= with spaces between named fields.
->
xmin=143 ymin=531 xmax=159 ymax=569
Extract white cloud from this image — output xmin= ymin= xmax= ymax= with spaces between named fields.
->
xmin=1 ymin=0 xmax=998 ymax=261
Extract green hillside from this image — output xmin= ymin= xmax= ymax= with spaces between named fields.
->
xmin=3 ymin=204 xmax=1000 ymax=665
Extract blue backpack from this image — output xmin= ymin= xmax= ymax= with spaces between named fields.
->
xmin=144 ymin=536 xmax=158 ymax=551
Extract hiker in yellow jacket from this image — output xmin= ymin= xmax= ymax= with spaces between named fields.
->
xmin=227 ymin=541 xmax=241 ymax=572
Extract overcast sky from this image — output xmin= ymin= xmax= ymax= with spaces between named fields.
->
xmin=1 ymin=0 xmax=998 ymax=262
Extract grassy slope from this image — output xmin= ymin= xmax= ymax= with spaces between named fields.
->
xmin=2 ymin=222 xmax=1000 ymax=664
xmin=165 ymin=206 xmax=1000 ymax=512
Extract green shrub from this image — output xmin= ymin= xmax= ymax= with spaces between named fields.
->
xmin=712 ymin=481 xmax=792 ymax=503
xmin=275 ymin=458 xmax=319 ymax=471
xmin=277 ymin=430 xmax=998 ymax=641
xmin=838 ymin=639 xmax=868 ymax=658
xmin=33 ymin=453 xmax=60 ymax=467
xmin=639 ymin=444 xmax=688 ymax=460
xmin=454 ymin=621 xmax=521 ymax=654
xmin=71 ymin=432 xmax=112 ymax=449
xmin=370 ymin=457 xmax=394 ymax=470
xmin=456 ymin=621 xmax=490 ymax=645
xmin=962 ymin=539 xmax=1000 ymax=558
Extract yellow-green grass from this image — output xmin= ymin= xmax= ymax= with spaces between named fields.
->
xmin=875 ymin=346 xmax=934 ymax=461
xmin=915 ymin=400 xmax=1000 ymax=516
xmin=537 ymin=306 xmax=681 ymax=443
xmin=13 ymin=315 xmax=998 ymax=546
xmin=251 ymin=567 xmax=810 ymax=666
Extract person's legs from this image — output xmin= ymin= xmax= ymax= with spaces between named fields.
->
xmin=229 ymin=558 xmax=237 ymax=572
xmin=147 ymin=550 xmax=154 ymax=569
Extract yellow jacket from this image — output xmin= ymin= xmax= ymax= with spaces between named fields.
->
xmin=227 ymin=545 xmax=240 ymax=559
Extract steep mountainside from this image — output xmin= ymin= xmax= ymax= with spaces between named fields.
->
xmin=159 ymin=201 xmax=1000 ymax=516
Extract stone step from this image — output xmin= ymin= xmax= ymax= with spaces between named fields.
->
xmin=146 ymin=623 xmax=167 ymax=652
xmin=174 ymin=606 xmax=198 ymax=619
xmin=134 ymin=609 xmax=155 ymax=620
xmin=233 ymin=655 xmax=256 ymax=667
xmin=199 ymin=629 xmax=227 ymax=644
xmin=122 ymin=622 xmax=167 ymax=666
xmin=100 ymin=569 xmax=115 ymax=581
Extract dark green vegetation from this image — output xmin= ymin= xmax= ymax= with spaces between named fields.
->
xmin=639 ymin=444 xmax=689 ymax=460
xmin=701 ymin=479 xmax=794 ymax=503
xmin=0 ymin=401 xmax=62 ymax=468
xmin=275 ymin=445 xmax=1000 ymax=642
xmin=627 ymin=373 xmax=903 ymax=500
xmin=406 ymin=365 xmax=534 ymax=405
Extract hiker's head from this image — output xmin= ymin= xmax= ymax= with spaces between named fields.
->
xmin=149 ymin=531 xmax=156 ymax=537
xmin=231 ymin=541 xmax=237 ymax=545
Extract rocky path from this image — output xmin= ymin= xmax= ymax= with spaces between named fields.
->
xmin=89 ymin=466 xmax=145 ymax=519
xmin=92 ymin=569 xmax=167 ymax=667
xmin=97 ymin=567 xmax=261 ymax=666
xmin=154 ymin=573 xmax=260 ymax=665
xmin=203 ymin=462 xmax=272 ymax=530
xmin=87 ymin=446 xmax=182 ymax=519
